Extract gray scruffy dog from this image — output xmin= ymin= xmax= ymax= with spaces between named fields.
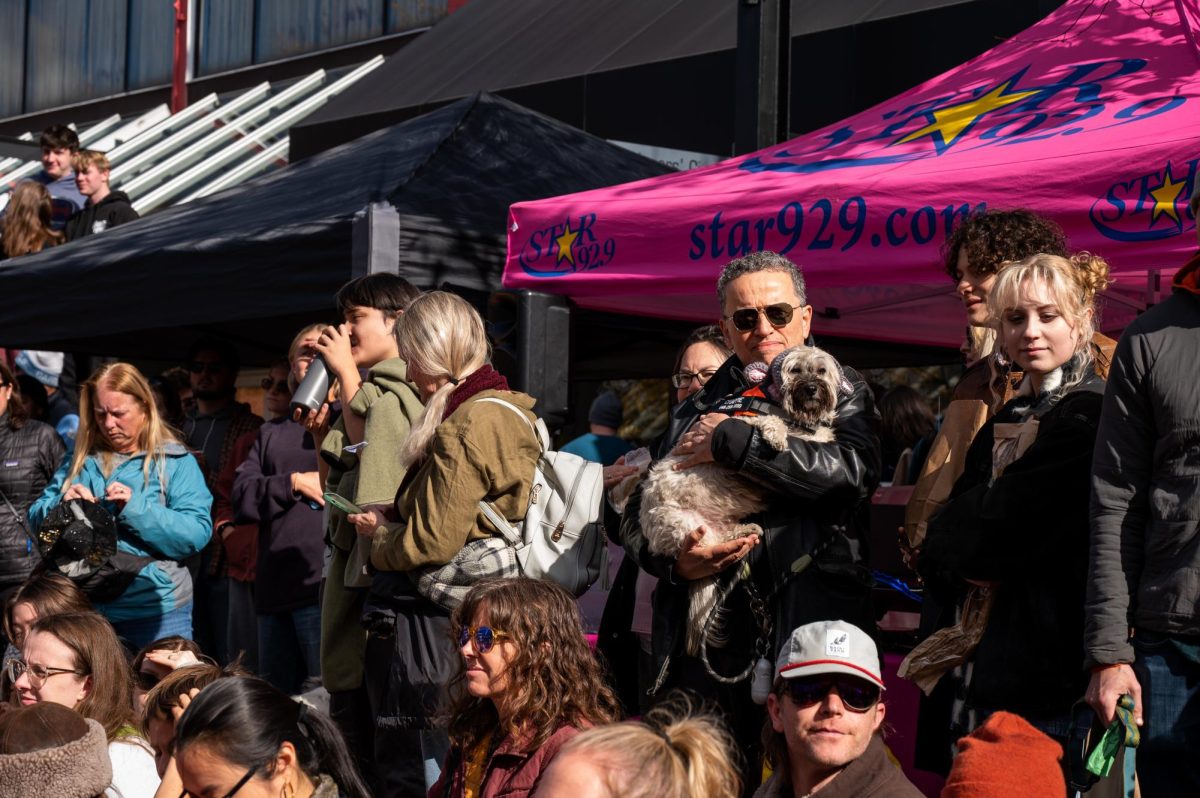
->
xmin=639 ymin=345 xmax=842 ymax=654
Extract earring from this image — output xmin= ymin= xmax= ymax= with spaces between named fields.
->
xmin=282 ymin=782 xmax=296 ymax=798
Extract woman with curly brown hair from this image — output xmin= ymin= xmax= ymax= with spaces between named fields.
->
xmin=429 ymin=577 xmax=621 ymax=798
xmin=1 ymin=181 xmax=63 ymax=259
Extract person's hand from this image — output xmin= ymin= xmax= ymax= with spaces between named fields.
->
xmin=63 ymin=483 xmax=97 ymax=502
xmin=104 ymin=481 xmax=133 ymax=511
xmin=170 ymin=686 xmax=203 ymax=722
xmin=142 ymin=649 xmax=202 ymax=674
xmin=291 ymin=472 xmax=324 ymax=506
xmin=315 ymin=323 xmax=357 ymax=381
xmin=293 ymin=401 xmax=331 ymax=437
xmin=348 ymin=510 xmax=381 ymax=538
xmin=1086 ymin=663 xmax=1143 ymax=726
xmin=671 ymin=414 xmax=731 ymax=470
xmin=673 ymin=525 xmax=759 ymax=580
xmin=603 ymin=455 xmax=639 ymax=491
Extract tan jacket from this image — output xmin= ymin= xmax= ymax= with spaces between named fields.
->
xmin=371 ymin=390 xmax=541 ymax=572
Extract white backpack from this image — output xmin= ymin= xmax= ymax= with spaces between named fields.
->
xmin=473 ymin=397 xmax=607 ymax=596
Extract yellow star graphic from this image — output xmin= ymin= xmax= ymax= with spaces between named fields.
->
xmin=897 ymin=79 xmax=1039 ymax=151
xmin=555 ymin=222 xmax=579 ymax=265
xmin=1150 ymin=168 xmax=1186 ymax=224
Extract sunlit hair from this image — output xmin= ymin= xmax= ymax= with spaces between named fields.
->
xmin=139 ymin=661 xmax=247 ymax=737
xmin=445 ymin=578 xmax=621 ymax=755
xmin=65 ymin=362 xmax=180 ymax=490
xmin=395 ymin=291 xmax=491 ymax=470
xmin=72 ymin=149 xmax=110 ymax=174
xmin=671 ymin=325 xmax=733 ymax=380
xmin=987 ymin=252 xmax=1110 ymax=391
xmin=1 ymin=181 xmax=62 ymax=258
xmin=3 ymin=571 xmax=92 ymax=648
xmin=28 ymin=612 xmax=135 ymax=742
xmin=556 ymin=697 xmax=741 ymax=798
xmin=288 ymin=323 xmax=325 ymax=363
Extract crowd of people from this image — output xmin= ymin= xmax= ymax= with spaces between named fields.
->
xmin=0 ymin=171 xmax=1195 ymax=797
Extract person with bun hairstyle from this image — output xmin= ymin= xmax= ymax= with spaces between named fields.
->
xmin=535 ymin=699 xmax=741 ymax=798
xmin=28 ymin=363 xmax=212 ymax=647
xmin=916 ymin=252 xmax=1112 ymax=741
xmin=430 ymin=578 xmax=621 ymax=798
xmin=173 ymin=676 xmax=371 ymax=798
xmin=11 ymin=611 xmax=160 ymax=796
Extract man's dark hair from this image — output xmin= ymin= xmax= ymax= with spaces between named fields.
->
xmin=941 ymin=209 xmax=1068 ymax=281
xmin=186 ymin=336 xmax=241 ymax=374
xmin=335 ymin=274 xmax=420 ymax=319
xmin=39 ymin=124 xmax=79 ymax=153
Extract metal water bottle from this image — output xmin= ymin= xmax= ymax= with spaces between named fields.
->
xmin=290 ymin=355 xmax=330 ymax=415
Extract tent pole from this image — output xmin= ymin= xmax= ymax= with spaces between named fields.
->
xmin=352 ymin=201 xmax=401 ymax=276
xmin=735 ymin=0 xmax=791 ymax=155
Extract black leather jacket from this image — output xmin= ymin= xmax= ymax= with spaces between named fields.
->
xmin=0 ymin=414 xmax=65 ymax=589
xmin=620 ymin=352 xmax=881 ymax=690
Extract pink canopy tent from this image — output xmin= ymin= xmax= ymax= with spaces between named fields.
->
xmin=503 ymin=0 xmax=1200 ymax=348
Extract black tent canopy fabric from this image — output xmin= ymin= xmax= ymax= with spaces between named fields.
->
xmin=290 ymin=0 xmax=986 ymax=158
xmin=0 ymin=93 xmax=672 ymax=361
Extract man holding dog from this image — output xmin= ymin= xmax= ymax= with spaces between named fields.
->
xmin=620 ymin=250 xmax=881 ymax=795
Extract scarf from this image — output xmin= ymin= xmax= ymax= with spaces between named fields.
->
xmin=443 ymin=365 xmax=509 ymax=420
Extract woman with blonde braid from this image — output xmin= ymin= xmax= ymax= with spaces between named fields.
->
xmin=917 ymin=253 xmax=1112 ymax=743
xmin=348 ymin=291 xmax=542 ymax=794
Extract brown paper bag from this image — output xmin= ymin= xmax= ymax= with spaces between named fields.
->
xmin=898 ymin=585 xmax=995 ymax=694
xmin=903 ymin=399 xmax=989 ymax=549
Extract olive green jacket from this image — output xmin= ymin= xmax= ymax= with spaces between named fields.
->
xmin=319 ymin=357 xmax=423 ymax=692
xmin=370 ymin=390 xmax=541 ymax=572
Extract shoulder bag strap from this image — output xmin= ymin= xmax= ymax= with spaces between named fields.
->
xmin=0 ymin=486 xmax=37 ymax=548
xmin=469 ymin=397 xmax=538 ymax=546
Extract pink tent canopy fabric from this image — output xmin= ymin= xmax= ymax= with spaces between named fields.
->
xmin=503 ymin=0 xmax=1200 ymax=347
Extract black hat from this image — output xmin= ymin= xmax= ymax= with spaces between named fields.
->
xmin=37 ymin=499 xmax=118 ymax=577
xmin=589 ymin=391 xmax=623 ymax=429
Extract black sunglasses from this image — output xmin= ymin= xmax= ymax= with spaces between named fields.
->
xmin=260 ymin=377 xmax=290 ymax=394
xmin=179 ymin=764 xmax=256 ymax=798
xmin=783 ymin=675 xmax=881 ymax=712
xmin=457 ymin=625 xmax=511 ymax=654
xmin=188 ymin=361 xmax=227 ymax=374
xmin=725 ymin=303 xmax=802 ymax=332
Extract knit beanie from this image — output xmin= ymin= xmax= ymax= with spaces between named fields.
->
xmin=0 ymin=702 xmax=112 ymax=798
xmin=941 ymin=711 xmax=1066 ymax=798
xmin=588 ymin=391 xmax=623 ymax=428
xmin=14 ymin=350 xmax=64 ymax=389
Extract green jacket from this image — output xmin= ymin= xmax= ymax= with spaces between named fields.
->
xmin=371 ymin=390 xmax=540 ymax=572
xmin=319 ymin=357 xmax=423 ymax=691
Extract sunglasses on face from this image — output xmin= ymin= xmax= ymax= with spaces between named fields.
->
xmin=725 ymin=303 xmax=802 ymax=332
xmin=260 ymin=377 xmax=290 ymax=394
xmin=457 ymin=625 xmax=511 ymax=653
xmin=782 ymin=674 xmax=881 ymax=712
xmin=179 ymin=764 xmax=257 ymax=798
xmin=671 ymin=368 xmax=718 ymax=389
xmin=188 ymin=361 xmax=227 ymax=375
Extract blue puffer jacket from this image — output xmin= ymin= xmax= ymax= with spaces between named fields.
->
xmin=28 ymin=442 xmax=212 ymax=622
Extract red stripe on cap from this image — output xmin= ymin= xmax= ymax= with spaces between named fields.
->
xmin=779 ymin=659 xmax=886 ymax=688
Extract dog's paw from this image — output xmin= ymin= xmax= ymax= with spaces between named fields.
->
xmin=731 ymin=522 xmax=763 ymax=540
xmin=752 ymin=415 xmax=790 ymax=451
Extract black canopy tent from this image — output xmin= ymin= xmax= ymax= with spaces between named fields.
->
xmin=0 ymin=93 xmax=672 ymax=362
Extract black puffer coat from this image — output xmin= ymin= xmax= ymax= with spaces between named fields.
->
xmin=0 ymin=413 xmax=65 ymax=589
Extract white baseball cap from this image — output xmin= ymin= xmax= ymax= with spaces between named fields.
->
xmin=774 ymin=619 xmax=885 ymax=689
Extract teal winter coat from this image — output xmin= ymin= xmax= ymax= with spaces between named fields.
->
xmin=28 ymin=442 xmax=212 ymax=622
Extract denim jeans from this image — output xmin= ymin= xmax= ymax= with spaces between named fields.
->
xmin=258 ymin=604 xmax=322 ymax=695
xmin=111 ymin=602 xmax=193 ymax=650
xmin=1132 ymin=630 xmax=1200 ymax=797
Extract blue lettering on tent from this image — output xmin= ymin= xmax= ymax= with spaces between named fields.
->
xmin=517 ymin=214 xmax=617 ymax=276
xmin=1091 ymin=160 xmax=1197 ymax=242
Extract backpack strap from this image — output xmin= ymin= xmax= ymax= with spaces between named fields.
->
xmin=470 ymin=396 xmax=543 ymax=548
xmin=472 ymin=396 xmax=547 ymax=451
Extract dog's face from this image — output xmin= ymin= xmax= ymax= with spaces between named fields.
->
xmin=775 ymin=347 xmax=841 ymax=426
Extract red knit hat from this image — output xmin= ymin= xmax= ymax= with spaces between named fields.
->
xmin=941 ymin=711 xmax=1066 ymax=797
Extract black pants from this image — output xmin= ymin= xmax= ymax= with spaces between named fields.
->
xmin=329 ymin=683 xmax=378 ymax=795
